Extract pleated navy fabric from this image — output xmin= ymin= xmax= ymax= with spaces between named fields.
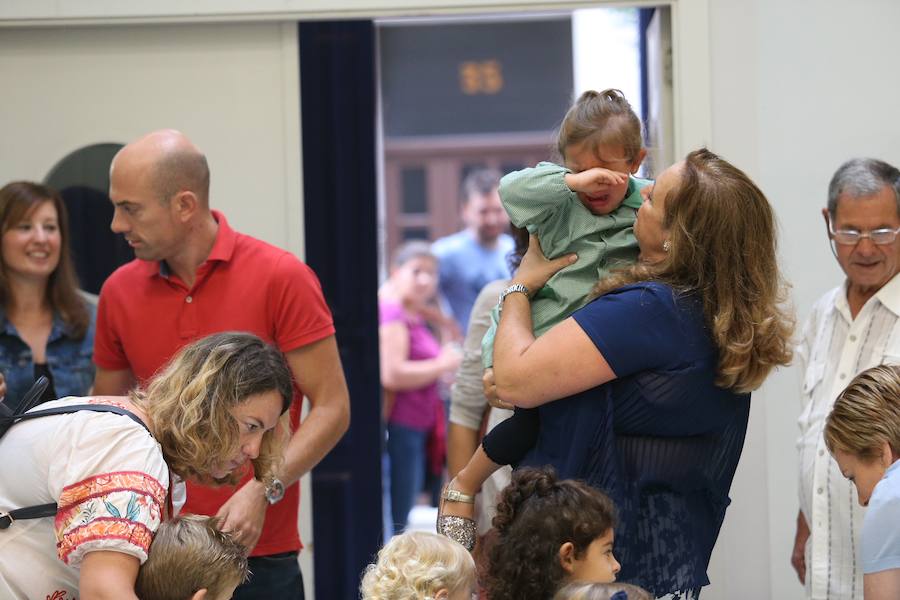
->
xmin=521 ymin=282 xmax=750 ymax=596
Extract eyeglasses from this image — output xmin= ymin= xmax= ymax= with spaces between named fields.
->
xmin=828 ymin=224 xmax=900 ymax=245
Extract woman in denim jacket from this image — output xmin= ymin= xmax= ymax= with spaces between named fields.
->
xmin=0 ymin=181 xmax=95 ymax=412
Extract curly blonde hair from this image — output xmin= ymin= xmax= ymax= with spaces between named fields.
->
xmin=824 ymin=364 xmax=900 ymax=461
xmin=360 ymin=531 xmax=475 ymax=600
xmin=134 ymin=332 xmax=293 ymax=485
xmin=594 ymin=148 xmax=794 ymax=392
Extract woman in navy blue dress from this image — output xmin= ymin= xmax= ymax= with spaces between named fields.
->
xmin=486 ymin=149 xmax=794 ymax=599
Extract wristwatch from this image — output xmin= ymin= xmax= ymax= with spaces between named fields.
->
xmin=498 ymin=283 xmax=530 ymax=313
xmin=264 ymin=478 xmax=285 ymax=505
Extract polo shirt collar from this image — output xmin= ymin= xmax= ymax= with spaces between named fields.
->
xmin=152 ymin=210 xmax=236 ymax=278
xmin=206 ymin=210 xmax=237 ymax=263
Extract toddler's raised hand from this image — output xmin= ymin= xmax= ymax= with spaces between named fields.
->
xmin=565 ymin=167 xmax=628 ymax=195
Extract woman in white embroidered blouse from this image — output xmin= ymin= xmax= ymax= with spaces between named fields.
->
xmin=0 ymin=331 xmax=292 ymax=600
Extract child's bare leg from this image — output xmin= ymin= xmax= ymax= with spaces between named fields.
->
xmin=443 ymin=446 xmax=502 ymax=520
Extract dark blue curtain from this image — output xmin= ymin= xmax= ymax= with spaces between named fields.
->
xmin=298 ymin=20 xmax=383 ymax=599
xmin=638 ymin=8 xmax=655 ymax=128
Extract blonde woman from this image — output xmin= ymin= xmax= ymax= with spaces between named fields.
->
xmin=0 ymin=332 xmax=291 ymax=600
xmin=471 ymin=149 xmax=794 ymax=598
xmin=360 ymin=531 xmax=476 ymax=600
xmin=824 ymin=364 xmax=900 ymax=600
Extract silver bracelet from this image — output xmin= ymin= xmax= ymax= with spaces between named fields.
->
xmin=498 ymin=283 xmax=530 ymax=313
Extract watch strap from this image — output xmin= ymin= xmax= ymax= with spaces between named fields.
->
xmin=498 ymin=283 xmax=530 ymax=312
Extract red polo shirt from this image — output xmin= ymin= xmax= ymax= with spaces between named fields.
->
xmin=94 ymin=211 xmax=335 ymax=556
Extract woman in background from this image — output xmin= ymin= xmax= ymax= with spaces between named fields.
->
xmin=0 ymin=181 xmax=94 ymax=410
xmin=379 ymin=240 xmax=462 ymax=534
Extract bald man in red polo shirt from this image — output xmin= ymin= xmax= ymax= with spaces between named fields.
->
xmin=93 ymin=129 xmax=350 ymax=600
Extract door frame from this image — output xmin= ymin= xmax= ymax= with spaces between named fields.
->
xmin=0 ymin=0 xmax=711 ymax=160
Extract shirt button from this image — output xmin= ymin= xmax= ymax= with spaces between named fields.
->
xmin=839 ymin=373 xmax=846 ymax=380
xmin=186 ymin=296 xmax=193 ymax=303
xmin=819 ymin=449 xmax=825 ymax=456
xmin=817 ymin=487 xmax=824 ymax=494
xmin=849 ymin=335 xmax=858 ymax=342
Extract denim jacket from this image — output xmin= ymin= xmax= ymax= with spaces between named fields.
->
xmin=0 ymin=298 xmax=96 ymax=413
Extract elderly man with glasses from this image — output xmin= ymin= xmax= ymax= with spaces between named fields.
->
xmin=793 ymin=158 xmax=900 ymax=600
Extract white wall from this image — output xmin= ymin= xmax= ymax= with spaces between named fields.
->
xmin=0 ymin=22 xmax=303 ymax=255
xmin=0 ymin=20 xmax=314 ymax=596
xmin=3 ymin=1 xmax=900 ymax=599
xmin=707 ymin=1 xmax=900 ymax=598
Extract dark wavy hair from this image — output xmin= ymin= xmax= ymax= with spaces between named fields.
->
xmin=0 ymin=181 xmax=89 ymax=337
xmin=485 ymin=467 xmax=617 ymax=600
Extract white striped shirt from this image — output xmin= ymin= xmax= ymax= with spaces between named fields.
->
xmin=797 ymin=274 xmax=900 ymax=600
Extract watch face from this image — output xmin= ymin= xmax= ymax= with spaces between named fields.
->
xmin=266 ymin=479 xmax=285 ymax=504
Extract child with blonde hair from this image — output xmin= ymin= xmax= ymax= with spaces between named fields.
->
xmin=553 ymin=582 xmax=652 ymax=600
xmin=135 ymin=515 xmax=249 ymax=600
xmin=360 ymin=531 xmax=476 ymax=600
xmin=824 ymin=364 xmax=900 ymax=600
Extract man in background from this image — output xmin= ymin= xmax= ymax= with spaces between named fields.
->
xmin=432 ymin=168 xmax=513 ymax=333
xmin=794 ymin=158 xmax=900 ymax=599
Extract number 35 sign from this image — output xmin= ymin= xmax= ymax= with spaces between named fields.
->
xmin=458 ymin=60 xmax=504 ymax=95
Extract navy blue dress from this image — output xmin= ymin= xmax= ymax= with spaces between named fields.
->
xmin=519 ymin=282 xmax=750 ymax=596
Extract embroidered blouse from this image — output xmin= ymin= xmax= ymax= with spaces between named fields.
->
xmin=0 ymin=397 xmax=173 ymax=600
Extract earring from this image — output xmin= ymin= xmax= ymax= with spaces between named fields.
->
xmin=663 ymin=239 xmax=671 ymax=253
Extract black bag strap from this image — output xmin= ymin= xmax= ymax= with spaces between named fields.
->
xmin=8 ymin=404 xmax=150 ymax=434
xmin=0 ymin=403 xmax=151 ymax=530
xmin=0 ymin=375 xmax=50 ymax=422
xmin=0 ymin=503 xmax=57 ymax=530
xmin=16 ymin=375 xmax=50 ymax=415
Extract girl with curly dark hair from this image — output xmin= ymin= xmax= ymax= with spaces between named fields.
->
xmin=485 ymin=467 xmax=620 ymax=600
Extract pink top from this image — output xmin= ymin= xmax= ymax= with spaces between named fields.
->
xmin=379 ymin=299 xmax=441 ymax=432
